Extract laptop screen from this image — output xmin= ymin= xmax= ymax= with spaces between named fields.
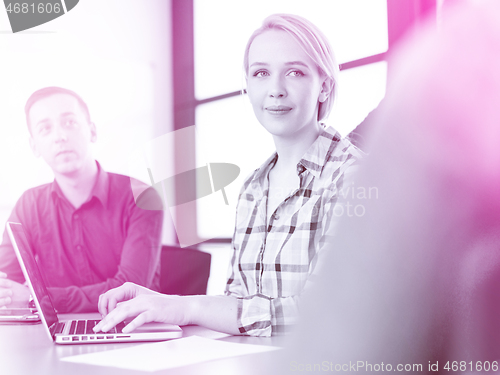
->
xmin=7 ymin=222 xmax=58 ymax=333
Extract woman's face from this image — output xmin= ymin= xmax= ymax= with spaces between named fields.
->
xmin=246 ymin=29 xmax=327 ymax=139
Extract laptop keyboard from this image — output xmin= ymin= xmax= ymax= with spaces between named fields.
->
xmin=54 ymin=319 xmax=130 ymax=342
xmin=66 ymin=319 xmax=126 ymax=335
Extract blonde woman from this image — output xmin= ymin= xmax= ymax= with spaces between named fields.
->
xmin=95 ymin=14 xmax=362 ymax=337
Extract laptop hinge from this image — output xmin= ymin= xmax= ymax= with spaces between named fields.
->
xmin=49 ymin=323 xmax=57 ymax=338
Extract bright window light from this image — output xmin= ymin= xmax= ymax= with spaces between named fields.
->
xmin=194 ymin=0 xmax=388 ymax=100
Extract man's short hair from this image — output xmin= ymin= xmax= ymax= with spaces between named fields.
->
xmin=25 ymin=87 xmax=91 ymax=134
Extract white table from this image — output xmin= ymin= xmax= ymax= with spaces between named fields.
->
xmin=0 ymin=313 xmax=284 ymax=375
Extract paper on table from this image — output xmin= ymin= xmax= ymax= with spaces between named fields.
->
xmin=61 ymin=336 xmax=280 ymax=372
xmin=183 ymin=326 xmax=232 ymax=340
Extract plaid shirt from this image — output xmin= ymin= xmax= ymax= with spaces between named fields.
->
xmin=225 ymin=126 xmax=363 ymax=336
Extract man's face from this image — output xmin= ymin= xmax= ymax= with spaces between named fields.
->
xmin=28 ymin=93 xmax=96 ymax=176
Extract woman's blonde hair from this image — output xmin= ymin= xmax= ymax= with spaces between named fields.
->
xmin=244 ymin=13 xmax=339 ymax=121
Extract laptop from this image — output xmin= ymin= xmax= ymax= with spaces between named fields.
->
xmin=7 ymin=222 xmax=183 ymax=344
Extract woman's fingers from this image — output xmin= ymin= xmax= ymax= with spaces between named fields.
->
xmin=95 ymin=298 xmax=143 ymax=332
xmin=106 ymin=290 xmax=126 ymax=314
xmin=122 ymin=311 xmax=151 ymax=333
xmin=97 ymin=293 xmax=109 ymax=316
xmin=94 ymin=307 xmax=126 ymax=332
xmin=97 ymin=288 xmax=125 ymax=317
xmin=97 ymin=283 xmax=141 ymax=317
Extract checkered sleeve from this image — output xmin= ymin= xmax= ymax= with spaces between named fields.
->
xmin=224 ymin=223 xmax=285 ymax=337
xmin=235 ymin=292 xmax=301 ymax=336
xmin=225 ymin=240 xmax=302 ymax=336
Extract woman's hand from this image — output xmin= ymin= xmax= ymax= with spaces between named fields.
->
xmin=94 ymin=282 xmax=196 ymax=333
xmin=97 ymin=282 xmax=157 ymax=316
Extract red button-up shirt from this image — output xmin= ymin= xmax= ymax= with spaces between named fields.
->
xmin=0 ymin=162 xmax=163 ymax=313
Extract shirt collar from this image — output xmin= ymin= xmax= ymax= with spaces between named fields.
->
xmin=252 ymin=153 xmax=278 ymax=185
xmin=50 ymin=161 xmax=110 ymax=208
xmin=298 ymin=125 xmax=342 ymax=179
xmin=249 ymin=125 xmax=342 ymax=192
xmin=247 ymin=153 xmax=277 ymax=201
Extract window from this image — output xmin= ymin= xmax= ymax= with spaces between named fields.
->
xmin=172 ymin=0 xmax=435 ymax=243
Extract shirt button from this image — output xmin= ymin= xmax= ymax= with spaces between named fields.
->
xmin=74 ymin=214 xmax=79 ymax=220
xmin=76 ymin=245 xmax=82 ymax=251
xmin=273 ymin=214 xmax=280 ymax=220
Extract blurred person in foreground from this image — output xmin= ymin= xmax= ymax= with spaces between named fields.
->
xmin=260 ymin=0 xmax=500 ymax=373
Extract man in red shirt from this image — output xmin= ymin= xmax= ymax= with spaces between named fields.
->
xmin=0 ymin=87 xmax=163 ymax=312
